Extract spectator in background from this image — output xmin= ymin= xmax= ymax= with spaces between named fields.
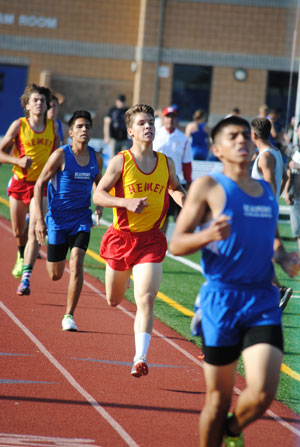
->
xmin=258 ymin=104 xmax=268 ymax=118
xmin=153 ymin=106 xmax=193 ymax=234
xmin=257 ymin=105 xmax=286 ymax=163
xmin=225 ymin=107 xmax=241 ymax=119
xmin=284 ymin=121 xmax=300 ymax=256
xmin=47 ymin=94 xmax=69 ymax=146
xmin=104 ymin=94 xmax=130 ymax=160
xmin=267 ymin=109 xmax=282 ymax=150
xmin=154 ymin=108 xmax=163 ymax=133
xmin=282 ymin=116 xmax=296 ymax=148
xmin=232 ymin=107 xmax=240 ymax=116
xmin=185 ymin=109 xmax=210 ymax=160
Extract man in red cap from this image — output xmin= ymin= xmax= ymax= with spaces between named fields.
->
xmin=153 ymin=106 xmax=193 ymax=234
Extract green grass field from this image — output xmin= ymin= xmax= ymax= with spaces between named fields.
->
xmin=1 ymin=163 xmax=300 ymax=414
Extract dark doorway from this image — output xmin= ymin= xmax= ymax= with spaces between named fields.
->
xmin=0 ymin=64 xmax=28 ymax=135
xmin=266 ymin=70 xmax=298 ymax=129
xmin=171 ymin=64 xmax=212 ymax=122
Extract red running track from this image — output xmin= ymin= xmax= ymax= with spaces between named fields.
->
xmin=0 ymin=215 xmax=299 ymax=447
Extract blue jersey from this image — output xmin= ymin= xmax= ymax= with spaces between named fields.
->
xmin=47 ymin=144 xmax=99 ymax=228
xmin=201 ymin=172 xmax=278 ymax=285
xmin=191 ymin=122 xmax=209 ymax=160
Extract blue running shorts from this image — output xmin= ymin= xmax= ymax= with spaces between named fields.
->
xmin=199 ymin=280 xmax=281 ymax=347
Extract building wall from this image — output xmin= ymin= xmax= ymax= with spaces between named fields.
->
xmin=164 ymin=3 xmax=292 ymax=56
xmin=210 ymin=67 xmax=268 ymax=122
xmin=0 ymin=0 xmax=298 ymax=136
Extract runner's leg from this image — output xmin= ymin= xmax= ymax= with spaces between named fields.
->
xmin=227 ymin=343 xmax=282 ymax=435
xmin=199 ymin=361 xmax=236 ymax=447
xmin=105 ymin=262 xmax=132 ymax=307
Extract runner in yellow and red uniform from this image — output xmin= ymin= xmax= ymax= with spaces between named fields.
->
xmin=93 ymin=104 xmax=186 ymax=378
xmin=0 ymin=84 xmax=58 ymax=293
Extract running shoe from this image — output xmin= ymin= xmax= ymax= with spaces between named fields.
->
xmin=193 ymin=291 xmax=201 ymax=312
xmin=62 ymin=314 xmax=78 ymax=331
xmin=223 ymin=433 xmax=244 ymax=447
xmin=16 ymin=280 xmax=30 ymax=296
xmin=191 ymin=292 xmax=202 ymax=336
xmin=190 ymin=308 xmax=202 ymax=336
xmin=12 ymin=252 xmax=24 ymax=278
xmin=131 ymin=356 xmax=148 ymax=378
xmin=223 ymin=413 xmax=244 ymax=447
xmin=279 ymin=286 xmax=293 ymax=311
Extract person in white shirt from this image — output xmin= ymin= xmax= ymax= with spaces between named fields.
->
xmin=153 ymin=106 xmax=193 ymax=234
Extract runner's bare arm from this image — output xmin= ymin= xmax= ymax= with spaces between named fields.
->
xmin=258 ymin=152 xmax=277 ymax=196
xmin=167 ymin=157 xmax=186 ymax=207
xmin=0 ymin=120 xmax=32 ymax=168
xmin=34 ymin=149 xmax=65 ymax=244
xmin=92 ymin=152 xmax=104 ymax=223
xmin=93 ymin=154 xmax=148 ymax=213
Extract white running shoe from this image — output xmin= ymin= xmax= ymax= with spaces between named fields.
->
xmin=131 ymin=356 xmax=148 ymax=378
xmin=190 ymin=308 xmax=202 ymax=336
xmin=62 ymin=314 xmax=78 ymax=331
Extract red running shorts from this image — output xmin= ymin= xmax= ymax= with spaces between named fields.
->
xmin=100 ymin=226 xmax=167 ymax=271
xmin=7 ymin=176 xmax=47 ymax=205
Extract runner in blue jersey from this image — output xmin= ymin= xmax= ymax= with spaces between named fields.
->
xmin=251 ymin=117 xmax=292 ymax=310
xmin=34 ymin=110 xmax=103 ymax=331
xmin=47 ymin=94 xmax=68 ymax=146
xmin=169 ymin=116 xmax=300 ymax=447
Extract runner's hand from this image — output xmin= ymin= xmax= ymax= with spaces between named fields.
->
xmin=18 ymin=156 xmax=32 ymax=169
xmin=208 ymin=214 xmax=231 ymax=241
xmin=126 ymin=197 xmax=148 ymax=214
xmin=94 ymin=206 xmax=103 ymax=225
xmin=35 ymin=219 xmax=47 ymax=245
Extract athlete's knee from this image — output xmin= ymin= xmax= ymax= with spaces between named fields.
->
xmin=248 ymin=387 xmax=274 ymax=413
xmin=205 ymin=390 xmax=231 ymax=415
xmin=12 ymin=225 xmax=25 ymax=239
xmin=49 ymin=272 xmax=63 ymax=281
xmin=27 ymin=231 xmax=39 ymax=245
xmin=69 ymin=254 xmax=84 ymax=275
xmin=106 ymin=292 xmax=122 ymax=307
xmin=136 ymin=292 xmax=156 ymax=310
xmin=105 ymin=285 xmax=124 ymax=306
xmin=69 ymin=264 xmax=83 ymax=281
xmin=47 ymin=265 xmax=63 ymax=281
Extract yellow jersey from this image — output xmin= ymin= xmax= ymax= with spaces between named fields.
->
xmin=112 ymin=149 xmax=170 ymax=232
xmin=13 ymin=117 xmax=56 ymax=181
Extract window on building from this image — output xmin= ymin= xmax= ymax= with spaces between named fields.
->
xmin=171 ymin=64 xmax=212 ymax=122
xmin=266 ymin=70 xmax=298 ymax=128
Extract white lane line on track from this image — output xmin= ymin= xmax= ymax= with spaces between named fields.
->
xmin=0 ymin=302 xmax=139 ymax=447
xmin=0 ymin=433 xmax=101 ymax=446
xmin=1 ymin=219 xmax=300 ymax=437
